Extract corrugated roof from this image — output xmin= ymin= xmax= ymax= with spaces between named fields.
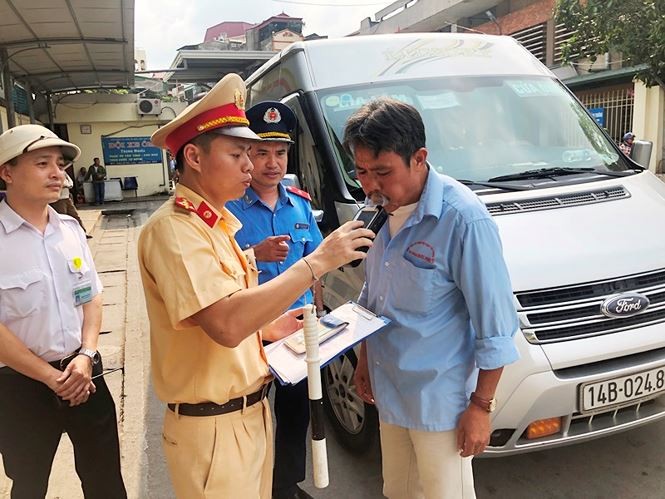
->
xmin=0 ymin=0 xmax=134 ymax=93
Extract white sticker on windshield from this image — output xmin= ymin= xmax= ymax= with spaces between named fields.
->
xmin=416 ymin=92 xmax=459 ymax=110
xmin=507 ymin=79 xmax=558 ymax=97
xmin=323 ymin=93 xmax=415 ymax=111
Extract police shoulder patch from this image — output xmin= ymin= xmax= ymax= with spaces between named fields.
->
xmin=286 ymin=185 xmax=311 ymax=202
xmin=174 ymin=196 xmax=196 ymax=212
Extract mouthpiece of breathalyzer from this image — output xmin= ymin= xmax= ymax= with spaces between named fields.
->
xmin=367 ymin=193 xmax=388 ymax=207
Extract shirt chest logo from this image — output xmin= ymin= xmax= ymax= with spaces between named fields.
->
xmin=404 ymin=241 xmax=436 ymax=269
xmin=294 ymin=222 xmax=309 ymax=230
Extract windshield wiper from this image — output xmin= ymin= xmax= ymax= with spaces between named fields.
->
xmin=458 ymin=179 xmax=533 ymax=192
xmin=488 ymin=167 xmax=635 ymax=182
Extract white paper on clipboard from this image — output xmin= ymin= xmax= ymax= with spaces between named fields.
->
xmin=265 ymin=302 xmax=390 ymax=386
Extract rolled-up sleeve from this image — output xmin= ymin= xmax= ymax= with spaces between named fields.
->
xmin=457 ymin=218 xmax=519 ymax=370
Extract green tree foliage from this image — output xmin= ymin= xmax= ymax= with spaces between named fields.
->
xmin=555 ymin=0 xmax=665 ymax=87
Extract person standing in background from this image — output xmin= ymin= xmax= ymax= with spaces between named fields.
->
xmin=49 ymin=170 xmax=91 ymax=238
xmin=619 ymin=132 xmax=635 ymax=157
xmin=75 ymin=166 xmax=87 ymax=205
xmin=227 ymin=101 xmax=323 ymax=499
xmin=85 ymin=157 xmax=106 ymax=205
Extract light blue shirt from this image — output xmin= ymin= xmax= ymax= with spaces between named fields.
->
xmin=359 ymin=170 xmax=519 ymax=431
xmin=227 ymin=183 xmax=323 ymax=308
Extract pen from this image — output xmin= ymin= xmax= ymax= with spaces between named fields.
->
xmin=92 ymin=367 xmax=124 ymax=380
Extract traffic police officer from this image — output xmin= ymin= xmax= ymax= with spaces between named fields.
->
xmin=0 ymin=124 xmax=126 ymax=498
xmin=139 ymin=74 xmax=374 ymax=499
xmin=227 ymin=101 xmax=322 ymax=499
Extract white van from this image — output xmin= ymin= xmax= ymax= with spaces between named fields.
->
xmin=246 ymin=33 xmax=665 ymax=456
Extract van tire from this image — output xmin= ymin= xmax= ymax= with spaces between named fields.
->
xmin=322 ymin=350 xmax=379 ymax=454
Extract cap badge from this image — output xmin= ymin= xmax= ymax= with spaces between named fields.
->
xmin=234 ymin=89 xmax=245 ymax=110
xmin=263 ymin=107 xmax=282 ymax=124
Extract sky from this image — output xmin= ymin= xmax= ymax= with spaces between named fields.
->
xmin=134 ymin=0 xmax=389 ymax=70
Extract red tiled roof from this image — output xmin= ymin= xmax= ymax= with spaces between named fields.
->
xmin=204 ymin=21 xmax=255 ymax=42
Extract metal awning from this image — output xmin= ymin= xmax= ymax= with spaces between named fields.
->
xmin=0 ymin=0 xmax=134 ymax=93
xmin=164 ymin=48 xmax=277 ymax=84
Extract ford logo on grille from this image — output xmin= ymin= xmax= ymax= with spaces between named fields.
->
xmin=601 ymin=293 xmax=650 ymax=318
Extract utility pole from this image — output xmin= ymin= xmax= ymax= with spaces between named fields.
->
xmin=1 ymin=48 xmax=17 ymax=130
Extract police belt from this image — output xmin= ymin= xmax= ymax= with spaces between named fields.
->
xmin=168 ymin=384 xmax=269 ymax=417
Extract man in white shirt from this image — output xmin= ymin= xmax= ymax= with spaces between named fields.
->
xmin=0 ymin=125 xmax=126 ymax=498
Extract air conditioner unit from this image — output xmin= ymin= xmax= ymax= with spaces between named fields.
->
xmin=137 ymin=98 xmax=161 ymax=115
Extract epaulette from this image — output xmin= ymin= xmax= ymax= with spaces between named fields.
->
xmin=175 ymin=196 xmax=219 ymax=228
xmin=286 ymin=185 xmax=312 ymax=202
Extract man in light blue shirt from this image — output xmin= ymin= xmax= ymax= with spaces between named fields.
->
xmin=345 ymin=98 xmax=519 ymax=499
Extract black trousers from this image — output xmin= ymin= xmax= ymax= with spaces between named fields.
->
xmin=272 ymin=377 xmax=310 ymax=491
xmin=0 ymin=363 xmax=126 ymax=499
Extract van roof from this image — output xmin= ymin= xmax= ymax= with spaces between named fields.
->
xmin=247 ymin=33 xmax=554 ymax=91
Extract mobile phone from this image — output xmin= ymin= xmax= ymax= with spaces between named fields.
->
xmin=349 ymin=205 xmax=388 ymax=267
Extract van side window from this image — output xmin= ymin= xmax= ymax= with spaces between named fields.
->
xmin=283 ymin=97 xmax=325 ymax=211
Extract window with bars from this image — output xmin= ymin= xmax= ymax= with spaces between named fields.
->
xmin=512 ymin=23 xmax=546 ymax=63
xmin=576 ymin=85 xmax=634 ymax=144
xmin=553 ymin=23 xmax=579 ymax=65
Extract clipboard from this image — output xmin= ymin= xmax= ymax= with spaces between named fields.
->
xmin=265 ymin=301 xmax=390 ymax=385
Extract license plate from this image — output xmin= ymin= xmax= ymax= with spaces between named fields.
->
xmin=581 ymin=366 xmax=665 ymax=412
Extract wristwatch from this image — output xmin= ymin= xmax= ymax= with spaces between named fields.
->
xmin=470 ymin=392 xmax=496 ymax=413
xmin=78 ymin=348 xmax=100 ymax=365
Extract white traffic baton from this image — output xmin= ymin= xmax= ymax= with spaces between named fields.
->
xmin=303 ymin=304 xmax=329 ymax=488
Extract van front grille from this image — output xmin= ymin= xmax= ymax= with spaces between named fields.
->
xmin=518 ymin=269 xmax=665 ymax=344
xmin=487 ymin=186 xmax=629 ymax=215
xmin=517 ymin=270 xmax=665 ymax=308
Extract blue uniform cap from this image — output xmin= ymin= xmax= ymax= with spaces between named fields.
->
xmin=245 ymin=101 xmax=296 ymax=143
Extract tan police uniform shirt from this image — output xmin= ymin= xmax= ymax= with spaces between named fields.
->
xmin=138 ymin=184 xmax=269 ymax=404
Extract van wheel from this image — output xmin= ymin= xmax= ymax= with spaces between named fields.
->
xmin=322 ymin=350 xmax=378 ymax=454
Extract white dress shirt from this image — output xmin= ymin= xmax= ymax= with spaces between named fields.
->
xmin=0 ymin=200 xmax=103 ymax=366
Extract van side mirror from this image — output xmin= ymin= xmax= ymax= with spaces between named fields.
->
xmin=631 ymin=140 xmax=652 ymax=169
xmin=282 ymin=173 xmax=301 ymax=189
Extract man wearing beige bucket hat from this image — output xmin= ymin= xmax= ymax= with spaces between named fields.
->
xmin=0 ymin=124 xmax=126 ymax=498
xmin=138 ymin=73 xmax=375 ymax=498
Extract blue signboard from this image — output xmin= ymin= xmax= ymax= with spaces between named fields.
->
xmin=101 ymin=136 xmax=162 ymax=165
xmin=588 ymin=107 xmax=605 ymax=127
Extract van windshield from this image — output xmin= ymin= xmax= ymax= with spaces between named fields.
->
xmin=317 ymin=76 xmax=630 ymax=194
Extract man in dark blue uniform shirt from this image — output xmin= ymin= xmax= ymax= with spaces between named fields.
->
xmin=227 ymin=101 xmax=323 ymax=499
